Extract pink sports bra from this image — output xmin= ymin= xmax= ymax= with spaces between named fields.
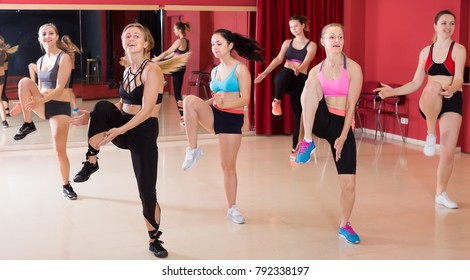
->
xmin=317 ymin=55 xmax=349 ymax=98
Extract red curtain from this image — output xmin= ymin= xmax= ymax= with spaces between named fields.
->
xmin=254 ymin=0 xmax=344 ymax=135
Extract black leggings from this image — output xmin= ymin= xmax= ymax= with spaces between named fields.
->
xmin=171 ymin=66 xmax=186 ymax=116
xmin=312 ymin=98 xmax=356 ymax=174
xmin=274 ymin=67 xmax=308 ymax=150
xmin=88 ymin=100 xmax=161 ymax=230
xmin=1 ymin=70 xmax=8 ymax=102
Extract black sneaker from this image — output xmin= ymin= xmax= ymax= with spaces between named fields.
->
xmin=73 ymin=160 xmax=99 ymax=183
xmin=2 ymin=120 xmax=8 ymax=128
xmin=149 ymin=231 xmax=168 ymax=258
xmin=13 ymin=122 xmax=37 ymax=140
xmin=63 ymin=184 xmax=77 ymax=200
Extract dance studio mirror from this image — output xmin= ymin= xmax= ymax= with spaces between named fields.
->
xmin=0 ymin=7 xmax=255 ymax=148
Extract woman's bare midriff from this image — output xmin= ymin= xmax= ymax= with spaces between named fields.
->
xmin=41 ymin=89 xmax=71 ymax=102
xmin=216 ymin=91 xmax=244 ymax=111
xmin=325 ymin=96 xmax=347 ymax=111
xmin=427 ymin=75 xmax=456 ymax=90
xmin=283 ymin=61 xmax=308 ymax=75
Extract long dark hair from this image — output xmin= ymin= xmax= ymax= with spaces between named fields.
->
xmin=213 ymin=28 xmax=265 ymax=62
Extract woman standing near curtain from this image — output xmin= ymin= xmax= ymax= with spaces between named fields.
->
xmin=181 ymin=28 xmax=264 ymax=224
xmin=152 ymin=21 xmax=191 ymax=126
xmin=375 ymin=10 xmax=466 ymax=209
xmin=254 ymin=15 xmax=317 ymax=160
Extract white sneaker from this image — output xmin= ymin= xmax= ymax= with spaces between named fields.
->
xmin=227 ymin=205 xmax=245 ymax=224
xmin=424 ymin=133 xmax=437 ymax=157
xmin=182 ymin=147 xmax=203 ymax=171
xmin=435 ymin=192 xmax=458 ymax=209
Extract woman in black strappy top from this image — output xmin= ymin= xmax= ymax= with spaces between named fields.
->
xmin=71 ymin=23 xmax=188 ymax=258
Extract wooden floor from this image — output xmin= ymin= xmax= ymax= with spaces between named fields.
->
xmin=1 ymin=95 xmax=469 ymax=278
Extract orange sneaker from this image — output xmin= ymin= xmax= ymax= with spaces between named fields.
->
xmin=271 ymin=99 xmax=282 ymax=116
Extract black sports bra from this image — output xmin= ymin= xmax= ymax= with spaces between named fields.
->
xmin=119 ymin=59 xmax=162 ymax=105
xmin=285 ymin=40 xmax=311 ymax=63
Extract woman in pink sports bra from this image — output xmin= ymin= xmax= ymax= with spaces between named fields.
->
xmin=296 ymin=23 xmax=363 ymax=244
xmin=375 ymin=10 xmax=466 ymax=209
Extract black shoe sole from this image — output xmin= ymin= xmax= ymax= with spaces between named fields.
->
xmin=149 ymin=247 xmax=168 ymax=258
xmin=73 ymin=167 xmax=99 ymax=183
xmin=13 ymin=129 xmax=37 ymax=140
xmin=63 ymin=189 xmax=78 ymax=200
xmin=64 ymin=193 xmax=78 ymax=200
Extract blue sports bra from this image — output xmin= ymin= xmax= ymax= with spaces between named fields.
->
xmin=210 ymin=63 xmax=241 ymax=93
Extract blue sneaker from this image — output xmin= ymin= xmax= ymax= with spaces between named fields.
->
xmin=338 ymin=222 xmax=360 ymax=244
xmin=295 ymin=139 xmax=316 ymax=164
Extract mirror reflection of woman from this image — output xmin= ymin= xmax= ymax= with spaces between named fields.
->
xmin=152 ymin=21 xmax=191 ymax=126
xmin=0 ymin=35 xmax=18 ymax=127
xmin=11 ymin=23 xmax=76 ymax=199
xmin=61 ymin=35 xmax=82 ymax=114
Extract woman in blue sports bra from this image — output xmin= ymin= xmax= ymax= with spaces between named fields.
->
xmin=375 ymin=10 xmax=466 ymax=209
xmin=254 ymin=15 xmax=317 ymax=160
xmin=152 ymin=21 xmax=191 ymax=126
xmin=181 ymin=28 xmax=264 ymax=224
xmin=11 ymin=23 xmax=76 ymax=200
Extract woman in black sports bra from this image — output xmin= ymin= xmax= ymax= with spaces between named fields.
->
xmin=254 ymin=15 xmax=317 ymax=161
xmin=71 ymin=23 xmax=188 ymax=258
xmin=375 ymin=10 xmax=466 ymax=209
xmin=152 ymin=21 xmax=191 ymax=126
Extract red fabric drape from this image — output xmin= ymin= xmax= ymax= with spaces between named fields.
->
xmin=254 ymin=0 xmax=344 ymax=135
